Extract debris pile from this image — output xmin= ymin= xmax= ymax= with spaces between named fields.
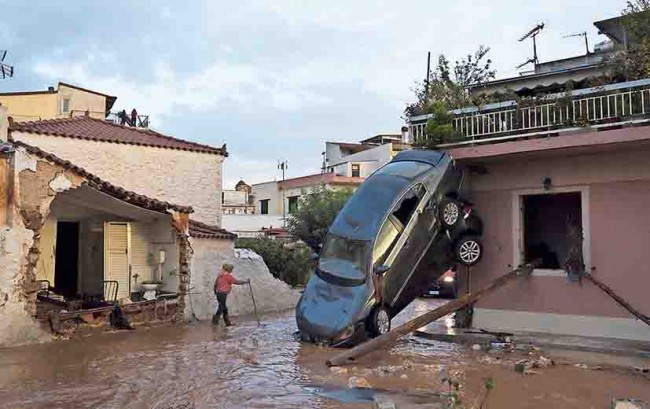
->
xmin=513 ymin=356 xmax=554 ymax=375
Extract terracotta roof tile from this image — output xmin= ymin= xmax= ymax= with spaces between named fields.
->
xmin=12 ymin=140 xmax=193 ymax=215
xmin=9 ymin=116 xmax=227 ymax=155
xmin=189 ymin=220 xmax=237 ymax=240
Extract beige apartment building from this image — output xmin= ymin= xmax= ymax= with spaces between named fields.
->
xmin=0 ymin=82 xmax=116 ymax=122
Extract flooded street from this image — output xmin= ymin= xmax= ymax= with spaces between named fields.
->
xmin=1 ymin=299 xmax=649 ymax=409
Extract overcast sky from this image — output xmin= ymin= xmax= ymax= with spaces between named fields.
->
xmin=0 ymin=1 xmax=623 ymax=188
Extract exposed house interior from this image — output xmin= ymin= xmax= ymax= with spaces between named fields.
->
xmin=36 ymin=184 xmax=180 ymax=315
xmin=523 ymin=192 xmax=583 ymax=270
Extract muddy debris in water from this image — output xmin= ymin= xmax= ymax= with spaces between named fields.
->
xmin=329 ymin=366 xmax=349 ymax=375
xmin=348 ymin=376 xmax=372 ymax=388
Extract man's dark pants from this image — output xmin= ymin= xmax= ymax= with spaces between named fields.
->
xmin=213 ymin=292 xmax=231 ymax=326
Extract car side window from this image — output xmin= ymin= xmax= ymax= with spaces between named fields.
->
xmin=372 ymin=215 xmax=404 ymax=267
xmin=392 ymin=184 xmax=426 ymax=226
xmin=372 ymin=184 xmax=428 ymax=268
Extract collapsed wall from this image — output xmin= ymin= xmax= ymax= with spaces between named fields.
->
xmin=0 ymin=224 xmax=50 ymax=347
xmin=0 ymin=144 xmax=70 ymax=347
xmin=189 ymin=239 xmax=300 ymax=320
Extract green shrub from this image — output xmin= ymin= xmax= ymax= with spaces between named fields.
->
xmin=236 ymin=237 xmax=312 ymax=287
xmin=286 ymin=185 xmax=353 ymax=252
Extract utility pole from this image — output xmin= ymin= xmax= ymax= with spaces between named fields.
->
xmin=424 ymin=51 xmax=431 ymax=96
xmin=278 ymin=160 xmax=288 ymax=226
xmin=278 ymin=160 xmax=288 ymax=181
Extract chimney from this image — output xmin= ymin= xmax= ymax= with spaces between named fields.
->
xmin=48 ymin=86 xmax=55 ymax=92
xmin=401 ymin=126 xmax=410 ymax=144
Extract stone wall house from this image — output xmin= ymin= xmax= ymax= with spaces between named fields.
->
xmin=0 ymin=108 xmax=241 ymax=345
xmin=9 ymin=115 xmax=227 ymax=225
xmin=0 ymin=136 xmax=195 ymax=346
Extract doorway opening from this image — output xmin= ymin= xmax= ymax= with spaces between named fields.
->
xmin=522 ymin=192 xmax=583 ymax=270
xmin=54 ymin=221 xmax=80 ymax=297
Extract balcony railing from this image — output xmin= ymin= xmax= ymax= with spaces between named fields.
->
xmin=408 ymin=78 xmax=650 ymax=146
xmin=68 ymin=110 xmax=150 ymax=128
xmin=106 ymin=112 xmax=150 ymax=128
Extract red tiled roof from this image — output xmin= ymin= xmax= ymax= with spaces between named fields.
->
xmin=278 ymin=173 xmax=364 ymax=190
xmin=9 ymin=116 xmax=227 ymax=156
xmin=189 ymin=220 xmax=237 ymax=240
xmin=13 ymin=140 xmax=194 ymax=214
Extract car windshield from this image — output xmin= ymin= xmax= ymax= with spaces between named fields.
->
xmin=318 ymin=234 xmax=370 ymax=282
xmin=373 ymin=161 xmax=433 ymax=179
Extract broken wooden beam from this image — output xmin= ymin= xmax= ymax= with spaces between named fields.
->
xmin=326 ymin=262 xmax=536 ymax=367
xmin=583 ymin=272 xmax=650 ymax=328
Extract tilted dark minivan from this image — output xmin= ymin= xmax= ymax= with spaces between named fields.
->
xmin=296 ymin=150 xmax=483 ymax=346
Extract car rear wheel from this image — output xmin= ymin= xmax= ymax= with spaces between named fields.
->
xmin=369 ymin=306 xmax=391 ymax=337
xmin=455 ymin=236 xmax=483 ymax=266
xmin=440 ymin=198 xmax=461 ymax=229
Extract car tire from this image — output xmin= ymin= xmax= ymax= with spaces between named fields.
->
xmin=440 ymin=198 xmax=461 ymax=229
xmin=369 ymin=306 xmax=391 ymax=337
xmin=455 ymin=235 xmax=483 ymax=266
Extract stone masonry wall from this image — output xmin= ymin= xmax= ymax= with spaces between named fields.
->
xmin=12 ymin=132 xmax=224 ymax=225
xmin=0 ymin=148 xmax=84 ymax=346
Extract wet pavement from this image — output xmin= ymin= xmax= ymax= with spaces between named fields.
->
xmin=1 ymin=298 xmax=649 ymax=409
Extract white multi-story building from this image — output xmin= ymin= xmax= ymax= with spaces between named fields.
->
xmin=324 ymin=129 xmax=411 ymax=178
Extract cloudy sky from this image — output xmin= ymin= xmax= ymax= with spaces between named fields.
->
xmin=0 ymin=1 xmax=623 ymax=188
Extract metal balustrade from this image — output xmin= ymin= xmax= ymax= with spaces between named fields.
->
xmin=408 ymin=79 xmax=650 ymax=145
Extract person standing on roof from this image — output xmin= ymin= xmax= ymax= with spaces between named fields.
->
xmin=212 ymin=263 xmax=249 ymax=326
xmin=131 ymin=108 xmax=138 ymax=127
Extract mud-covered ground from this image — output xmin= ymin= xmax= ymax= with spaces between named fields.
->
xmin=0 ymin=299 xmax=648 ymax=408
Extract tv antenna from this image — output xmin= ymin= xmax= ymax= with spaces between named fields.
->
xmin=517 ymin=23 xmax=545 ymax=69
xmin=564 ymin=31 xmax=590 ymax=54
xmin=1 ymin=50 xmax=14 ymax=79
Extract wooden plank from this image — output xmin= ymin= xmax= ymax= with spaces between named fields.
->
xmin=583 ymin=272 xmax=650 ymax=328
xmin=326 ymin=263 xmax=536 ymax=367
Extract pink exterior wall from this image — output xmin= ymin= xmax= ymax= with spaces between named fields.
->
xmin=459 ymin=138 xmax=650 ymax=322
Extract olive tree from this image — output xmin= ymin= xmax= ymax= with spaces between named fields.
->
xmin=405 ymin=46 xmax=496 ymax=119
xmin=404 ymin=46 xmax=497 ymax=147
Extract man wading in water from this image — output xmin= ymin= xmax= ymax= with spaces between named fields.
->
xmin=212 ymin=263 xmax=250 ymax=326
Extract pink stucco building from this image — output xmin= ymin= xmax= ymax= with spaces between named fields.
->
xmin=449 ymin=124 xmax=650 ymax=341
xmin=408 ymin=13 xmax=650 ymax=341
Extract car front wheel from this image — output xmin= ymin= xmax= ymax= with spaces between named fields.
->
xmin=369 ymin=306 xmax=391 ymax=337
xmin=455 ymin=236 xmax=483 ymax=266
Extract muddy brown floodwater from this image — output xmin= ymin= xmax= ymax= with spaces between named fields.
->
xmin=0 ymin=300 xmax=649 ymax=408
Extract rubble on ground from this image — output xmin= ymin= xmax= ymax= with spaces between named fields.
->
xmin=612 ymin=398 xmax=649 ymax=409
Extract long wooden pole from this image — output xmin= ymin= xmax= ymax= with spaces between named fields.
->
xmin=326 ymin=263 xmax=535 ymax=367
xmin=583 ymin=272 xmax=650 ymax=327
xmin=248 ymin=282 xmax=261 ymax=327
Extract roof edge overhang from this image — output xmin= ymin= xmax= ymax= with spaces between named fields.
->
xmin=12 ymin=140 xmax=194 ymax=215
xmin=445 ymin=123 xmax=650 ymax=163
